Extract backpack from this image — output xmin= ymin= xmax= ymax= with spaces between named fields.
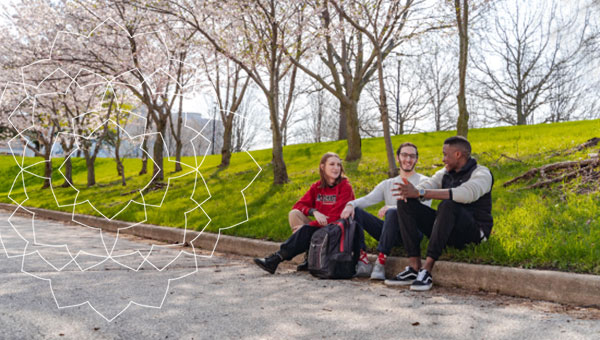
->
xmin=308 ymin=218 xmax=359 ymax=279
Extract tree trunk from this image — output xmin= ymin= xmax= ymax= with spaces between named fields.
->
xmin=219 ymin=113 xmax=234 ymax=168
xmin=60 ymin=155 xmax=73 ymax=188
xmin=85 ymin=151 xmax=96 ymax=187
xmin=455 ymin=0 xmax=470 ymax=138
xmin=152 ymin=117 xmax=166 ymax=183
xmin=376 ymin=54 xmax=398 ymax=178
xmin=139 ymin=119 xmax=152 ymax=176
xmin=115 ymin=139 xmax=126 ymax=186
xmin=42 ymin=154 xmax=52 ymax=189
xmin=516 ymin=94 xmax=526 ymax=125
xmin=174 ymin=139 xmax=183 ymax=172
xmin=174 ymin=95 xmax=184 ymax=172
xmin=117 ymin=161 xmax=126 ymax=186
xmin=139 ymin=137 xmax=148 ymax=175
xmin=338 ymin=102 xmax=348 ymax=140
xmin=267 ymin=90 xmax=288 ymax=185
xmin=343 ymin=100 xmax=362 ymax=162
xmin=271 ymin=129 xmax=288 ymax=185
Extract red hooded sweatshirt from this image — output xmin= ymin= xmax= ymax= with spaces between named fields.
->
xmin=292 ymin=178 xmax=355 ymax=227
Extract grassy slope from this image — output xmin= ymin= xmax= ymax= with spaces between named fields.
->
xmin=1 ymin=119 xmax=599 ymax=274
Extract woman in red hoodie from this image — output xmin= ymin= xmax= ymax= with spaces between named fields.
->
xmin=254 ymin=152 xmax=359 ymax=274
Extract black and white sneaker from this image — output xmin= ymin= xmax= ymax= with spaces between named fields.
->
xmin=384 ymin=266 xmax=418 ymax=286
xmin=410 ymin=269 xmax=433 ymax=291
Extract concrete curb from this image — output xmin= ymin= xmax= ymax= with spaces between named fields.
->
xmin=1 ymin=203 xmax=598 ymax=307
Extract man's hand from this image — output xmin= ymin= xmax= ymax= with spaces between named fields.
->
xmin=377 ymin=205 xmax=388 ymax=219
xmin=313 ymin=210 xmax=329 ymax=226
xmin=341 ymin=204 xmax=355 ymax=219
xmin=393 ymin=178 xmax=419 ymax=202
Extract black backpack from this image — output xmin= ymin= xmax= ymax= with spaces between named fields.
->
xmin=308 ymin=218 xmax=359 ymax=279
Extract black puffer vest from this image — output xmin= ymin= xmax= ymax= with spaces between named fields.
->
xmin=441 ymin=158 xmax=494 ymax=238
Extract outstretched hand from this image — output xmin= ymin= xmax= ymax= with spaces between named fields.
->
xmin=392 ymin=178 xmax=419 ymax=202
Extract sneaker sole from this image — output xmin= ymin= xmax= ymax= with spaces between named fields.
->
xmin=410 ymin=283 xmax=432 ymax=291
xmin=253 ymin=259 xmax=276 ymax=274
xmin=354 ymin=271 xmax=372 ymax=278
xmin=384 ymin=279 xmax=414 ymax=286
xmin=370 ymin=275 xmax=385 ymax=280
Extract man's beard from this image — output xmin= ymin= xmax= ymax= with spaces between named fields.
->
xmin=400 ymin=163 xmax=415 ymax=172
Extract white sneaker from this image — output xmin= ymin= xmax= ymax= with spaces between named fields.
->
xmin=370 ymin=262 xmax=385 ymax=280
xmin=355 ymin=261 xmax=373 ymax=277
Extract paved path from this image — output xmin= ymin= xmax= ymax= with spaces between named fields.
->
xmin=1 ymin=211 xmax=599 ymax=339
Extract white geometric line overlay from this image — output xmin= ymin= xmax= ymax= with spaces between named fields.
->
xmin=0 ymin=18 xmax=263 ymax=322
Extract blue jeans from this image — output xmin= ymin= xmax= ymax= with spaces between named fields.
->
xmin=354 ymin=207 xmax=422 ymax=255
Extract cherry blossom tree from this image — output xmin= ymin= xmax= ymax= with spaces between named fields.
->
xmin=200 ymin=50 xmax=250 ymax=168
xmin=147 ymin=0 xmax=306 ymax=184
xmin=59 ymin=0 xmax=200 ymax=184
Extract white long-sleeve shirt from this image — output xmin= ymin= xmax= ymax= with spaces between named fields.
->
xmin=416 ymin=164 xmax=493 ymax=204
xmin=347 ymin=172 xmax=432 ymax=209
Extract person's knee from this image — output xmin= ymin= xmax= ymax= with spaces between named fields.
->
xmin=289 ymin=209 xmax=303 ymax=218
xmin=353 ymin=207 xmax=373 ymax=224
xmin=437 ymin=200 xmax=458 ymax=213
xmin=397 ymin=200 xmax=410 ymax=212
xmin=384 ymin=208 xmax=397 ymax=220
xmin=354 ymin=207 xmax=367 ymax=217
xmin=289 ymin=209 xmax=308 ymax=229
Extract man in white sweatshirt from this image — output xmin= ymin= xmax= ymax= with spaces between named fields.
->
xmin=392 ymin=136 xmax=493 ymax=291
xmin=341 ymin=142 xmax=431 ymax=279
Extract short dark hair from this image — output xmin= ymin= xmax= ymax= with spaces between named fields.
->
xmin=444 ymin=136 xmax=471 ymax=158
xmin=396 ymin=142 xmax=418 ymax=158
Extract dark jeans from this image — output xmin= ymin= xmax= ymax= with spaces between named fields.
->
xmin=278 ymin=222 xmax=366 ymax=261
xmin=397 ymin=199 xmax=481 ymax=260
xmin=354 ymin=207 xmax=422 ymax=255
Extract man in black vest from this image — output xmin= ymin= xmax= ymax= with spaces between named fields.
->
xmin=389 ymin=136 xmax=493 ymax=291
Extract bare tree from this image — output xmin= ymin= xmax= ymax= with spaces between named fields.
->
xmin=383 ymin=57 xmax=429 ymax=135
xmin=417 ymin=45 xmax=457 ymax=132
xmin=329 ymin=0 xmax=424 ymax=175
xmin=473 ymin=0 xmax=592 ymax=126
xmin=454 ymin=0 xmax=470 ymax=137
xmin=285 ymin=0 xmax=433 ymax=163
xmin=300 ymin=85 xmax=339 ymax=143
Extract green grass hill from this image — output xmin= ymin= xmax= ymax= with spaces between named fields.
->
xmin=1 ymin=119 xmax=599 ymax=274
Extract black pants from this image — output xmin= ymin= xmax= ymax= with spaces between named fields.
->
xmin=353 ymin=207 xmax=423 ymax=255
xmin=397 ymin=199 xmax=481 ymax=260
xmin=278 ymin=222 xmax=366 ymax=261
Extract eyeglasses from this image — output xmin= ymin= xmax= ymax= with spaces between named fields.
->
xmin=399 ymin=153 xmax=417 ymax=160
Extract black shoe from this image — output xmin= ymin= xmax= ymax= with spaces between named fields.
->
xmin=296 ymin=253 xmax=309 ymax=271
xmin=384 ymin=266 xmax=418 ymax=286
xmin=410 ymin=269 xmax=433 ymax=291
xmin=254 ymin=253 xmax=283 ymax=274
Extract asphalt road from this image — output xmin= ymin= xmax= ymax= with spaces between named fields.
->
xmin=1 ymin=210 xmax=599 ymax=340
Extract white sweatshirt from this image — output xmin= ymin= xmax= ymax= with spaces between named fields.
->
xmin=416 ymin=164 xmax=493 ymax=204
xmin=347 ymin=172 xmax=432 ymax=209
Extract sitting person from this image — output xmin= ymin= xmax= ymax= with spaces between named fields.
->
xmin=392 ymin=136 xmax=493 ymax=291
xmin=254 ymin=152 xmax=361 ymax=274
xmin=340 ymin=142 xmax=431 ymax=279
